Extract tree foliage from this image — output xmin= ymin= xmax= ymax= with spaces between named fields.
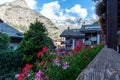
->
xmin=0 ymin=33 xmax=10 ymax=51
xmin=18 ymin=20 xmax=55 ymax=64
xmin=0 ymin=33 xmax=23 ymax=79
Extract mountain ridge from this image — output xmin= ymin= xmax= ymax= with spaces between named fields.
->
xmin=0 ymin=0 xmax=60 ymax=40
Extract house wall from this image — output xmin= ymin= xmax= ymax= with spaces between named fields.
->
xmin=64 ymin=38 xmax=83 ymax=50
xmin=84 ymin=33 xmax=100 ymax=46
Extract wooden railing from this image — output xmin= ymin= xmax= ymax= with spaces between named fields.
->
xmin=76 ymin=47 xmax=120 ymax=80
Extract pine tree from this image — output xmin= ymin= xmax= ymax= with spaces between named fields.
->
xmin=19 ymin=20 xmax=55 ymax=63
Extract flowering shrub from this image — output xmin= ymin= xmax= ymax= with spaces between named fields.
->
xmin=17 ymin=44 xmax=104 ymax=80
xmin=17 ymin=64 xmax=33 ymax=80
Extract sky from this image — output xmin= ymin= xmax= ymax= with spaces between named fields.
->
xmin=0 ymin=0 xmax=97 ymax=20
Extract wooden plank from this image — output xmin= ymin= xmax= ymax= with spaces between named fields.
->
xmin=107 ymin=0 xmax=118 ymax=50
xmin=76 ymin=47 xmax=120 ymax=80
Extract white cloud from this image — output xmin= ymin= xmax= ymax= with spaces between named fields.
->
xmin=40 ymin=2 xmax=88 ymax=20
xmin=91 ymin=6 xmax=95 ymax=10
xmin=40 ymin=1 xmax=61 ymax=19
xmin=25 ymin=0 xmax=37 ymax=9
xmin=0 ymin=0 xmax=37 ymax=10
xmin=66 ymin=4 xmax=87 ymax=19
xmin=92 ymin=14 xmax=98 ymax=19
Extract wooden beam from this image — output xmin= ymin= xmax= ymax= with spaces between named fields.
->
xmin=76 ymin=47 xmax=120 ymax=80
xmin=107 ymin=0 xmax=118 ymax=50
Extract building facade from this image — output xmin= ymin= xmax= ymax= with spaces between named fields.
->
xmin=0 ymin=19 xmax=23 ymax=50
xmin=60 ymin=25 xmax=101 ymax=50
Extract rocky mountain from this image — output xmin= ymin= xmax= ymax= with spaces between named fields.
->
xmin=51 ymin=18 xmax=97 ymax=31
xmin=0 ymin=0 xmax=60 ymax=40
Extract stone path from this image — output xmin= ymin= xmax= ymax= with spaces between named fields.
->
xmin=76 ymin=47 xmax=120 ymax=80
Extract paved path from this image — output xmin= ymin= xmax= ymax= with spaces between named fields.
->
xmin=76 ymin=47 xmax=120 ymax=80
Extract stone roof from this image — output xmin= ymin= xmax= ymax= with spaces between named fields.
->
xmin=0 ymin=19 xmax=4 ymax=23
xmin=60 ymin=29 xmax=85 ymax=38
xmin=60 ymin=25 xmax=101 ymax=38
xmin=81 ymin=25 xmax=101 ymax=33
xmin=0 ymin=22 xmax=23 ymax=39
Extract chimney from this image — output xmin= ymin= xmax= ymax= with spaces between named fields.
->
xmin=67 ymin=27 xmax=70 ymax=30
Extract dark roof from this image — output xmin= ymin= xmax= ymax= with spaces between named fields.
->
xmin=0 ymin=19 xmax=4 ymax=23
xmin=0 ymin=23 xmax=23 ymax=39
xmin=81 ymin=24 xmax=101 ymax=33
xmin=60 ymin=29 xmax=85 ymax=38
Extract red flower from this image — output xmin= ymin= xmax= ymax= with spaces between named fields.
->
xmin=72 ymin=50 xmax=77 ymax=56
xmin=37 ymin=51 xmax=43 ymax=58
xmin=18 ymin=76 xmax=23 ymax=80
xmin=22 ymin=64 xmax=33 ymax=76
xmin=86 ymin=46 xmax=91 ymax=50
xmin=24 ymin=64 xmax=33 ymax=71
xmin=18 ymin=73 xmax=23 ymax=80
xmin=17 ymin=64 xmax=33 ymax=80
xmin=42 ymin=47 xmax=48 ymax=53
xmin=75 ymin=46 xmax=81 ymax=51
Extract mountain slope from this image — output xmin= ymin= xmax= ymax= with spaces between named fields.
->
xmin=0 ymin=0 xmax=60 ymax=40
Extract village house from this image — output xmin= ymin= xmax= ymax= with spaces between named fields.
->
xmin=81 ymin=24 xmax=101 ymax=46
xmin=0 ymin=19 xmax=23 ymax=50
xmin=60 ymin=25 xmax=101 ymax=50
xmin=60 ymin=27 xmax=85 ymax=50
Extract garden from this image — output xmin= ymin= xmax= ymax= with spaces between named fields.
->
xmin=0 ymin=20 xmax=104 ymax=80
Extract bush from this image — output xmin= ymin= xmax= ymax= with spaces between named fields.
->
xmin=0 ymin=33 xmax=10 ymax=51
xmin=0 ymin=33 xmax=23 ymax=79
xmin=0 ymin=49 xmax=23 ymax=79
xmin=17 ymin=44 xmax=104 ymax=80
xmin=18 ymin=20 xmax=55 ymax=64
xmin=46 ymin=45 xmax=104 ymax=80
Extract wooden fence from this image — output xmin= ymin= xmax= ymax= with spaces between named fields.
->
xmin=76 ymin=47 xmax=120 ymax=80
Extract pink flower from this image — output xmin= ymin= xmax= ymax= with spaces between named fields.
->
xmin=35 ymin=70 xmax=43 ymax=80
xmin=53 ymin=58 xmax=61 ymax=66
xmin=42 ymin=47 xmax=48 ymax=53
xmin=37 ymin=51 xmax=43 ymax=58
xmin=62 ymin=62 xmax=69 ymax=70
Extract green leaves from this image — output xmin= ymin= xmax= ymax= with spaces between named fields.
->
xmin=0 ymin=33 xmax=10 ymax=51
xmin=19 ymin=20 xmax=54 ymax=64
xmin=46 ymin=45 xmax=104 ymax=80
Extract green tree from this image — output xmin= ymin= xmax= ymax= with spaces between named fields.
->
xmin=18 ymin=20 xmax=55 ymax=64
xmin=0 ymin=33 xmax=10 ymax=51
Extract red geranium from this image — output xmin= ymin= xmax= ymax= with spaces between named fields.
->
xmin=22 ymin=64 xmax=33 ymax=76
xmin=72 ymin=50 xmax=77 ymax=56
xmin=18 ymin=73 xmax=23 ymax=80
xmin=86 ymin=46 xmax=91 ymax=50
xmin=37 ymin=51 xmax=43 ymax=58
xmin=75 ymin=46 xmax=81 ymax=51
xmin=18 ymin=64 xmax=33 ymax=80
xmin=42 ymin=47 xmax=48 ymax=53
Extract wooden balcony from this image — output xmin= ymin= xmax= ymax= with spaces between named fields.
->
xmin=76 ymin=47 xmax=120 ymax=80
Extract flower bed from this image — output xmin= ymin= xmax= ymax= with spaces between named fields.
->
xmin=17 ymin=44 xmax=104 ymax=80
